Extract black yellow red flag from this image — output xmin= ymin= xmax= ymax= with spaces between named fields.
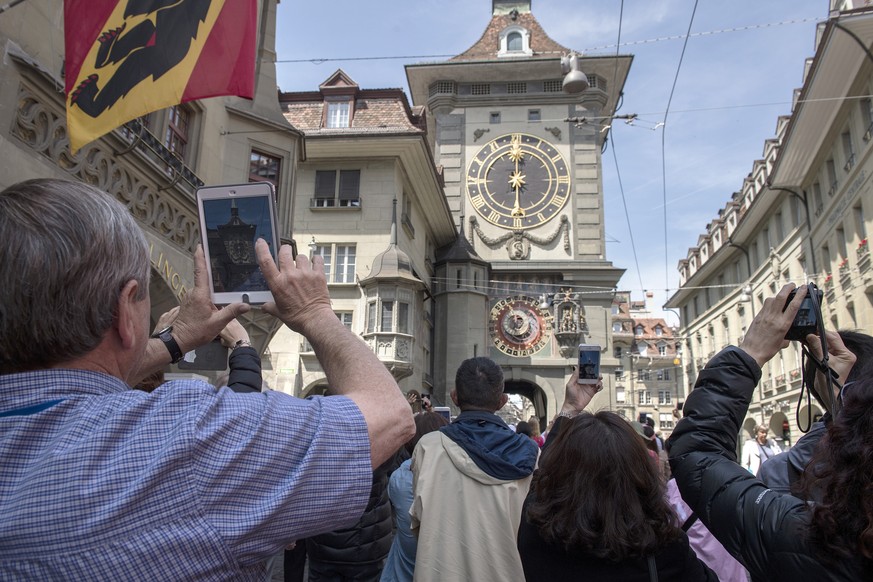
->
xmin=64 ymin=0 xmax=256 ymax=153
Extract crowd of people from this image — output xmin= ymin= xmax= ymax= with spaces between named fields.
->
xmin=2 ymin=178 xmax=872 ymax=581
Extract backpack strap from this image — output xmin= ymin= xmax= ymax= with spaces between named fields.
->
xmin=647 ymin=555 xmax=658 ymax=582
xmin=681 ymin=512 xmax=698 ymax=532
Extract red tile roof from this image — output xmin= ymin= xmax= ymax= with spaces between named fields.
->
xmin=452 ymin=12 xmax=570 ymax=61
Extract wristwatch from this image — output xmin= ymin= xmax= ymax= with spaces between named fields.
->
xmin=151 ymin=325 xmax=184 ymax=364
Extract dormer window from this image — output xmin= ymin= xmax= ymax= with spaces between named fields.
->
xmin=498 ymin=25 xmax=532 ymax=57
xmin=326 ymin=101 xmax=350 ymax=128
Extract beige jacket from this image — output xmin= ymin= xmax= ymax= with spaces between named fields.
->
xmin=410 ymin=432 xmax=533 ymax=582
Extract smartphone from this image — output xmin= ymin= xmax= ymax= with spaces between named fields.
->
xmin=196 ymin=183 xmax=279 ymax=305
xmin=434 ymin=406 xmax=451 ymax=422
xmin=577 ymin=344 xmax=601 ymax=384
xmin=177 ymin=338 xmax=228 ymax=371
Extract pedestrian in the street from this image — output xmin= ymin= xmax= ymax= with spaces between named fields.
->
xmin=517 ymin=367 xmax=716 ymax=582
xmin=669 ymin=284 xmax=872 ymax=580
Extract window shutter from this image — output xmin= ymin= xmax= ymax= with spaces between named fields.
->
xmin=315 ymin=171 xmax=336 ymax=199
xmin=338 ymin=170 xmax=360 ymax=201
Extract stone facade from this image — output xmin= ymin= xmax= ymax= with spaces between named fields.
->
xmin=666 ymin=2 xmax=873 ymax=446
xmin=0 ymin=0 xmax=301 ymax=373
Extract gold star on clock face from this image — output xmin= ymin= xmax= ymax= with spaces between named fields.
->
xmin=466 ymin=133 xmax=571 ymax=230
xmin=508 ymin=170 xmax=526 ymax=190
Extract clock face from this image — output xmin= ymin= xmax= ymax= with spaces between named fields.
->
xmin=490 ymin=295 xmax=554 ymax=357
xmin=467 ymin=133 xmax=570 ymax=230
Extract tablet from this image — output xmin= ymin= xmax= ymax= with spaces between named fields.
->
xmin=196 ymin=182 xmax=279 ymax=305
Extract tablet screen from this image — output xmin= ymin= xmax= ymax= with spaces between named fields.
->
xmin=202 ymin=196 xmax=275 ymax=294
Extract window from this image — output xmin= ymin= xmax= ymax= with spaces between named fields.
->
xmin=313 ymin=170 xmax=361 ymax=208
xmin=507 ymin=31 xmax=523 ymax=51
xmin=658 ymin=390 xmax=672 ymax=405
xmin=507 ymin=82 xmax=527 ymax=94
xmin=543 ymin=80 xmax=562 ymax=93
xmin=634 ymin=325 xmax=644 ymax=337
xmin=657 ymin=368 xmax=672 ymax=381
xmin=638 ymin=390 xmax=652 ymax=405
xmin=826 ymin=159 xmax=838 ymax=195
xmin=367 ymin=296 xmax=411 ymax=334
xmin=654 ymin=325 xmax=663 ymax=337
xmin=615 ymin=368 xmax=625 ymax=380
xmin=326 ymin=101 xmax=350 ymax=128
xmin=313 ymin=243 xmax=356 ymax=283
xmin=381 ymin=302 xmax=394 ymax=331
xmin=402 ymin=194 xmax=415 ymax=237
xmin=249 ymin=150 xmax=280 ymax=187
xmin=837 ymin=226 xmax=847 ymax=261
xmin=842 ymin=130 xmax=855 ymax=171
xmin=472 ymin=84 xmax=491 ymax=96
xmin=637 ymin=369 xmax=651 ymax=382
xmin=863 ymin=98 xmax=873 ymax=141
xmin=813 ymin=182 xmax=823 ymax=216
xmin=367 ymin=302 xmax=376 ymax=333
xmin=528 ymin=109 xmax=541 ymax=122
xmin=613 ymin=322 xmax=622 ymax=332
xmin=616 ymin=388 xmax=626 ymax=404
xmin=613 ymin=346 xmax=622 ymax=358
xmin=659 ymin=413 xmax=674 ymax=430
xmin=854 ymin=204 xmax=867 ymax=241
xmin=489 ymin=111 xmax=501 ymax=124
xmin=165 ymin=104 xmax=191 ymax=158
xmin=658 ymin=344 xmax=667 ymax=356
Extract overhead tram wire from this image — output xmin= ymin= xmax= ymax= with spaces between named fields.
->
xmin=271 ymin=17 xmax=818 ymax=65
xmin=607 ymin=0 xmax=646 ymax=296
xmin=661 ymin=0 xmax=699 ymax=306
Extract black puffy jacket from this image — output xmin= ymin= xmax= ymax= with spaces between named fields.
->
xmin=667 ymin=347 xmax=867 ymax=581
xmin=305 ymin=453 xmax=400 ymax=581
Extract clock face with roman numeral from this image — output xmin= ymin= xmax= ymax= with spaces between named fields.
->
xmin=466 ymin=133 xmax=570 ymax=230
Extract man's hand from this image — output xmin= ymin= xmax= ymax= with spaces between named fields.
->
xmin=739 ymin=283 xmax=805 ymax=368
xmin=256 ymin=239 xmax=334 ymax=335
xmin=170 ymin=245 xmax=251 ymax=354
xmin=560 ymin=367 xmax=602 ymax=415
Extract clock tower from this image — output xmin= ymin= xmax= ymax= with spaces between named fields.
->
xmin=407 ymin=1 xmax=632 ymax=423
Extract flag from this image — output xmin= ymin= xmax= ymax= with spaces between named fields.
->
xmin=64 ymin=0 xmax=256 ymax=153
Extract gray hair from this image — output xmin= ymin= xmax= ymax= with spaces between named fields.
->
xmin=755 ymin=424 xmax=768 ymax=434
xmin=0 ymin=179 xmax=150 ymax=373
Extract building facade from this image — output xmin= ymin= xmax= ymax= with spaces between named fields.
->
xmin=405 ymin=0 xmax=632 ymax=426
xmin=666 ymin=1 xmax=873 ymax=447
xmin=266 ymin=70 xmax=456 ymax=396
xmin=611 ymin=292 xmax=682 ymax=437
xmin=0 ymin=0 xmax=300 ymax=364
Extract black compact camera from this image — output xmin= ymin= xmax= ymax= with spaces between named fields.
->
xmin=783 ymin=283 xmax=824 ymax=341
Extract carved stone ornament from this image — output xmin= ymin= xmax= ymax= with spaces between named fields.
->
xmin=12 ymin=82 xmax=200 ymax=254
xmin=469 ymin=215 xmax=571 ymax=260
xmin=551 ymin=288 xmax=585 ymax=357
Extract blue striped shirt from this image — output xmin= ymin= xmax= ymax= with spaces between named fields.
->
xmin=0 ymin=369 xmax=372 ymax=580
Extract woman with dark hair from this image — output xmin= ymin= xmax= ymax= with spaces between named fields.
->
xmin=668 ymin=284 xmax=870 ymax=580
xmin=518 ymin=379 xmax=715 ymax=581
xmin=380 ymin=412 xmax=450 ymax=582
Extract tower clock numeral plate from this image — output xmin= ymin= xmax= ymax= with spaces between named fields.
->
xmin=467 ymin=133 xmax=571 ymax=230
xmin=490 ymin=295 xmax=554 ymax=357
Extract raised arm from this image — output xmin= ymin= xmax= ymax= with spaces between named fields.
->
xmin=131 ymin=246 xmax=250 ymax=384
xmin=256 ymin=240 xmax=414 ymax=469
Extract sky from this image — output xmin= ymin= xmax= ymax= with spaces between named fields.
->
xmin=274 ymin=0 xmax=826 ymax=324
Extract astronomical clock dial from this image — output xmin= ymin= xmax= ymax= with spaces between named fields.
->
xmin=466 ymin=133 xmax=571 ymax=230
xmin=490 ymin=295 xmax=554 ymax=357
